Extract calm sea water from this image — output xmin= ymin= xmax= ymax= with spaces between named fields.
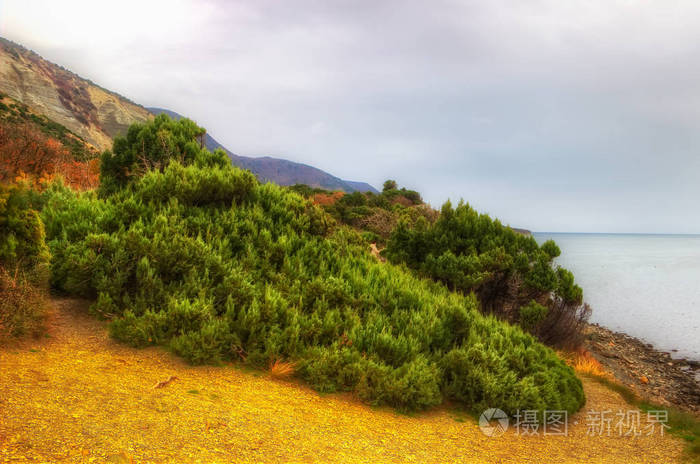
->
xmin=534 ymin=233 xmax=700 ymax=361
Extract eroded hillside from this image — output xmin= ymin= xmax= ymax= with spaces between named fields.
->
xmin=0 ymin=37 xmax=151 ymax=151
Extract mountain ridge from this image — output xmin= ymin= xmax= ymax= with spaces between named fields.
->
xmin=148 ymin=107 xmax=378 ymax=193
xmin=0 ymin=35 xmax=377 ymax=193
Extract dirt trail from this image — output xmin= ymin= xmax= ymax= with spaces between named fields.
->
xmin=0 ymin=298 xmax=686 ymax=463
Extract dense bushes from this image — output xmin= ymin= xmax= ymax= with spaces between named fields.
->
xmin=295 ymin=181 xmax=434 ymax=243
xmin=0 ymin=266 xmax=47 ymax=338
xmin=1 ymin=182 xmax=49 ymax=273
xmin=0 ymin=182 xmax=49 ymax=338
xmin=298 ymin=184 xmax=589 ymax=348
xmin=384 ymin=201 xmax=590 ymax=348
xmin=39 ymin=116 xmax=585 ymax=416
xmin=292 ymin=182 xmax=588 ymax=349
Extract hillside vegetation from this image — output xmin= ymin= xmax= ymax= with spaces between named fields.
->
xmin=290 ymin=180 xmax=589 ymax=349
xmin=0 ymin=92 xmax=99 ymax=189
xmin=384 ymin=202 xmax=590 ymax=348
xmin=33 ymin=115 xmax=585 ymax=415
xmin=1 ymin=36 xmax=374 ymax=194
xmin=0 ymin=182 xmax=49 ymax=339
xmin=290 ymin=181 xmax=432 ymax=243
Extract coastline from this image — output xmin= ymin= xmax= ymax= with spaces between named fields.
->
xmin=584 ymin=323 xmax=700 ymax=414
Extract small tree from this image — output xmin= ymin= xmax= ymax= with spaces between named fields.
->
xmin=383 ymin=179 xmax=397 ymax=192
xmin=99 ymin=114 xmax=229 ymax=195
xmin=541 ymin=239 xmax=561 ymax=259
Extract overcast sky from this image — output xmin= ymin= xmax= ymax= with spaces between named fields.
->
xmin=2 ymin=0 xmax=699 ymax=233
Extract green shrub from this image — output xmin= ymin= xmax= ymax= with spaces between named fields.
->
xmin=298 ymin=180 xmax=429 ymax=244
xmin=40 ymin=118 xmax=585 ymax=417
xmin=0 ymin=182 xmax=49 ymax=339
xmin=0 ymin=182 xmax=49 ymax=282
xmin=357 ymin=356 xmax=442 ymax=411
xmin=541 ymin=239 xmax=561 ymax=259
xmin=384 ymin=200 xmax=589 ymax=348
xmin=383 ymin=180 xmax=398 ymax=192
xmin=99 ymin=114 xmax=230 ymax=195
xmin=519 ymin=300 xmax=548 ymax=330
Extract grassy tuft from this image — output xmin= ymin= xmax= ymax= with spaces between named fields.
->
xmin=269 ymin=359 xmax=296 ymax=379
xmin=562 ymin=349 xmax=609 ymax=378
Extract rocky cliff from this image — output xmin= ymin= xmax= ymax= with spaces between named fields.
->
xmin=0 ymin=37 xmax=151 ymax=151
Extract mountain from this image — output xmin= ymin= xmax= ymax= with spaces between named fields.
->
xmin=0 ymin=37 xmax=151 ymax=151
xmin=343 ymin=180 xmax=380 ymax=193
xmin=0 ymin=36 xmax=377 ymax=193
xmin=148 ymin=107 xmax=378 ymax=193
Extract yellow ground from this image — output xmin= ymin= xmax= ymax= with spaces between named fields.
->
xmin=0 ymin=299 xmax=686 ymax=463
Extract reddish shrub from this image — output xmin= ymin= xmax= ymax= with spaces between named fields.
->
xmin=0 ymin=121 xmax=99 ymax=189
xmin=312 ymin=191 xmax=344 ymax=206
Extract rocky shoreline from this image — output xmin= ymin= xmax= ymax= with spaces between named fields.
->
xmin=584 ymin=323 xmax=700 ymax=414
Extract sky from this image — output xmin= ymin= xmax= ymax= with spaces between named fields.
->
xmin=1 ymin=0 xmax=699 ymax=233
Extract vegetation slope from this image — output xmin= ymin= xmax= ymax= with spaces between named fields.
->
xmin=0 ymin=92 xmax=99 ymax=189
xmin=291 ymin=180 xmax=590 ymax=349
xmin=0 ymin=181 xmax=50 ymax=339
xmin=30 ymin=115 xmax=586 ymax=416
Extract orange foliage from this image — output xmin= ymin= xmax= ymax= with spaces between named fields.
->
xmin=312 ymin=191 xmax=344 ymax=206
xmin=0 ymin=121 xmax=99 ymax=190
xmin=268 ymin=359 xmax=296 ymax=379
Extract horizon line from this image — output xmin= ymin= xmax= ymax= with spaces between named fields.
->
xmin=533 ymin=231 xmax=700 ymax=236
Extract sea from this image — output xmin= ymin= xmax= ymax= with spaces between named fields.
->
xmin=533 ymin=233 xmax=700 ymax=361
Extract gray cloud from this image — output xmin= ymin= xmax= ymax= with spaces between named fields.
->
xmin=3 ymin=0 xmax=700 ymax=232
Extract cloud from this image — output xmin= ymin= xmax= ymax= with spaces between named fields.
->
xmin=2 ymin=0 xmax=699 ymax=232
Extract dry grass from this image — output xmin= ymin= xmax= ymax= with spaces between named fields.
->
xmin=573 ymin=351 xmax=609 ymax=377
xmin=0 ymin=266 xmax=47 ymax=339
xmin=561 ymin=348 xmax=610 ymax=378
xmin=268 ymin=358 xmax=296 ymax=379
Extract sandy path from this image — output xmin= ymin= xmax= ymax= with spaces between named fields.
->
xmin=0 ymin=298 xmax=685 ymax=463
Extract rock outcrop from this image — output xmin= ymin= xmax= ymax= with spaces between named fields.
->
xmin=585 ymin=323 xmax=700 ymax=414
